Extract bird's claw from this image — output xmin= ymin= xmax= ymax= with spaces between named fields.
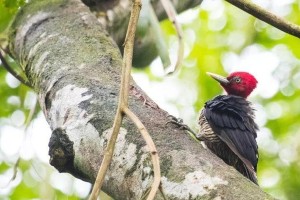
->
xmin=195 ymin=133 xmax=205 ymax=141
xmin=166 ymin=115 xmax=197 ymax=135
xmin=166 ymin=115 xmax=183 ymax=127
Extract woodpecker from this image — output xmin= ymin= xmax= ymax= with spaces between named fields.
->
xmin=197 ymin=71 xmax=259 ymax=184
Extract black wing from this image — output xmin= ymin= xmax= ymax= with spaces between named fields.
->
xmin=204 ymin=95 xmax=259 ymax=173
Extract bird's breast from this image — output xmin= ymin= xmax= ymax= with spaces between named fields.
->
xmin=197 ymin=109 xmax=220 ymax=142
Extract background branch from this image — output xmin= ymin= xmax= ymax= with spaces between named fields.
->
xmin=225 ymin=0 xmax=300 ymax=38
xmin=0 ymin=50 xmax=31 ymax=87
xmin=83 ymin=0 xmax=203 ymax=68
xmin=160 ymin=0 xmax=184 ymax=75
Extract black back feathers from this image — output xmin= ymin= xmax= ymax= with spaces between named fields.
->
xmin=203 ymin=95 xmax=258 ymax=184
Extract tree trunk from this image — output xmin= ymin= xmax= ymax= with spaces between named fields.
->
xmin=8 ymin=0 xmax=274 ymax=199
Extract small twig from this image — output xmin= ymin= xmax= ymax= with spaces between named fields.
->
xmin=225 ymin=0 xmax=300 ymax=39
xmin=160 ymin=0 xmax=184 ymax=75
xmin=24 ymin=97 xmax=38 ymax=126
xmin=1 ymin=97 xmax=38 ymax=188
xmin=0 ymin=50 xmax=32 ymax=88
xmin=0 ymin=158 xmax=20 ymax=189
xmin=90 ymin=1 xmax=161 ymax=199
xmin=12 ymin=97 xmax=38 ymax=181
xmin=11 ymin=158 xmax=20 ymax=181
xmin=89 ymin=109 xmax=123 ymax=200
xmin=8 ymin=157 xmax=20 ymax=184
xmin=123 ymin=107 xmax=160 ymax=200
xmin=159 ymin=183 xmax=168 ymax=200
xmin=89 ymin=1 xmax=144 ymax=199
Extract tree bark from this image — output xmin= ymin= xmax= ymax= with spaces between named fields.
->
xmin=8 ymin=0 xmax=274 ymax=199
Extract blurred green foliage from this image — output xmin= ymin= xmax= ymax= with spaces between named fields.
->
xmin=0 ymin=0 xmax=25 ymax=36
xmin=136 ymin=1 xmax=300 ymax=199
xmin=1 ymin=0 xmax=300 ymax=199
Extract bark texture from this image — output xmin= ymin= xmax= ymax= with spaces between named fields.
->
xmin=8 ymin=0 xmax=274 ymax=199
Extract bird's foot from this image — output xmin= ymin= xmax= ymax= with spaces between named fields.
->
xmin=166 ymin=115 xmax=197 ymax=136
xmin=195 ymin=133 xmax=206 ymax=141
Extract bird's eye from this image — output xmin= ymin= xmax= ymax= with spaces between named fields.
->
xmin=235 ymin=77 xmax=241 ymax=83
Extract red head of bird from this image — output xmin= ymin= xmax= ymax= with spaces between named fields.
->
xmin=207 ymin=71 xmax=257 ymax=98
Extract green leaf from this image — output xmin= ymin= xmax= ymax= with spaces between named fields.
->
xmin=0 ymin=0 xmax=25 ymax=33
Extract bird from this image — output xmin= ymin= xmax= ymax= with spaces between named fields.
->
xmin=197 ymin=71 xmax=259 ymax=184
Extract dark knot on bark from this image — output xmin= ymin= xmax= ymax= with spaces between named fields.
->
xmin=48 ymin=128 xmax=74 ymax=172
